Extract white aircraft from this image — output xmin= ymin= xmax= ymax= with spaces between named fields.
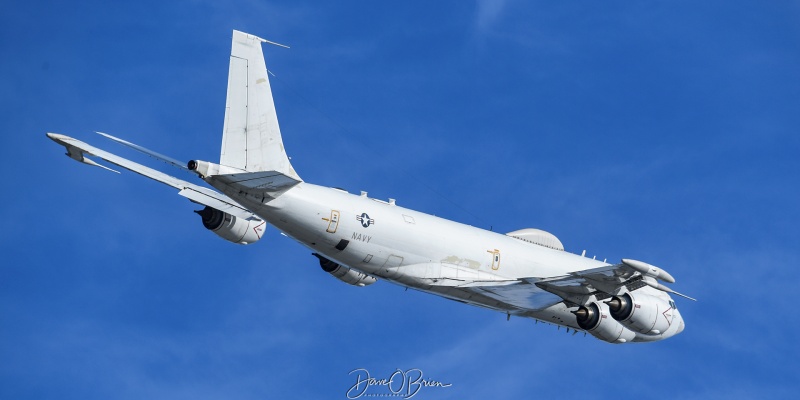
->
xmin=48 ymin=30 xmax=693 ymax=344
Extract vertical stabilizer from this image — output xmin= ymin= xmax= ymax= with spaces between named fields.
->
xmin=220 ymin=30 xmax=301 ymax=180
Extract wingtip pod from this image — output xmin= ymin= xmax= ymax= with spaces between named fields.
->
xmin=47 ymin=132 xmax=78 ymax=147
xmin=46 ymin=132 xmax=65 ymax=141
xmin=622 ymin=258 xmax=676 ymax=283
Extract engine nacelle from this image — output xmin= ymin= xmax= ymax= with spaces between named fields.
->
xmin=313 ymin=253 xmax=377 ymax=287
xmin=572 ymin=302 xmax=636 ymax=344
xmin=606 ymin=292 xmax=671 ymax=335
xmin=195 ymin=206 xmax=265 ymax=245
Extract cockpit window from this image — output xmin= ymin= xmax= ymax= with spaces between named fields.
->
xmin=669 ymin=300 xmax=677 ymax=309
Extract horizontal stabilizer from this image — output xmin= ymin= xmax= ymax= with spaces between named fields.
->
xmin=188 ymin=159 xmax=300 ymax=200
xmin=210 ymin=170 xmax=300 ymax=195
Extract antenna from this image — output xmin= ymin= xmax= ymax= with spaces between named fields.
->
xmin=234 ymin=30 xmax=290 ymax=48
xmin=261 ymin=38 xmax=290 ymax=49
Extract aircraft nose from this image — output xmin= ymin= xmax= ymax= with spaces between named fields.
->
xmin=676 ymin=318 xmax=685 ymax=334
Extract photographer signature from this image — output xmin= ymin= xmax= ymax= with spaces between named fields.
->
xmin=346 ymin=368 xmax=452 ymax=399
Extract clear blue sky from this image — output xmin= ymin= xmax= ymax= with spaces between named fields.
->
xmin=2 ymin=1 xmax=799 ymax=399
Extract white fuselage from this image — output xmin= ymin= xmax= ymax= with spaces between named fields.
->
xmin=222 ymin=182 xmax=684 ymax=342
xmin=47 ymin=31 xmax=686 ymax=344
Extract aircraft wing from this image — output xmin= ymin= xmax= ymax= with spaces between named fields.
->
xmin=47 ymin=133 xmax=257 ymax=220
xmin=451 ymin=260 xmax=692 ymax=313
xmin=439 ymin=263 xmax=640 ymax=312
xmin=532 ymin=263 xmax=641 ymax=296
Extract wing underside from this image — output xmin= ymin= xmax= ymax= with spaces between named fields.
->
xmin=47 ymin=133 xmax=258 ymax=220
xmin=422 ymin=262 xmax=657 ymax=316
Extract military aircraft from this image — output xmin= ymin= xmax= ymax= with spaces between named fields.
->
xmin=48 ymin=30 xmax=693 ymax=344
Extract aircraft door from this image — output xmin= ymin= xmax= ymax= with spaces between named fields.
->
xmin=487 ymin=249 xmax=501 ymax=270
xmin=325 ymin=210 xmax=340 ymax=233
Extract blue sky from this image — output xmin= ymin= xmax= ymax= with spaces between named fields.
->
xmin=2 ymin=0 xmax=799 ymax=398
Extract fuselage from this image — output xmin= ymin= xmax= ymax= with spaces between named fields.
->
xmin=222 ymin=182 xmax=684 ymax=342
xmin=47 ymin=30 xmax=686 ymax=344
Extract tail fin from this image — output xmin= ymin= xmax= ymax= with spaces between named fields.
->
xmin=220 ymin=30 xmax=301 ymax=181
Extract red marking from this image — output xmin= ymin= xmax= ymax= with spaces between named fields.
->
xmin=253 ymin=221 xmax=266 ymax=239
xmin=662 ymin=307 xmax=673 ymax=326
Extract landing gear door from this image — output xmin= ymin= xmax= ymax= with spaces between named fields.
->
xmin=326 ymin=210 xmax=340 ymax=233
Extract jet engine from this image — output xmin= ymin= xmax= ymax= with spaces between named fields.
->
xmin=313 ymin=253 xmax=377 ymax=287
xmin=606 ymin=292 xmax=670 ymax=335
xmin=195 ymin=206 xmax=265 ymax=245
xmin=572 ymin=302 xmax=636 ymax=344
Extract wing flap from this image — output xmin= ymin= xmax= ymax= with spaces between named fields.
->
xmin=465 ymin=280 xmax=566 ymax=311
xmin=386 ymin=262 xmax=560 ymax=311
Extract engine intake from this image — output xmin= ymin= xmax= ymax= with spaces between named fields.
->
xmin=195 ymin=206 xmax=265 ymax=245
xmin=313 ymin=253 xmax=377 ymax=287
xmin=606 ymin=292 xmax=671 ymax=335
xmin=572 ymin=302 xmax=636 ymax=344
